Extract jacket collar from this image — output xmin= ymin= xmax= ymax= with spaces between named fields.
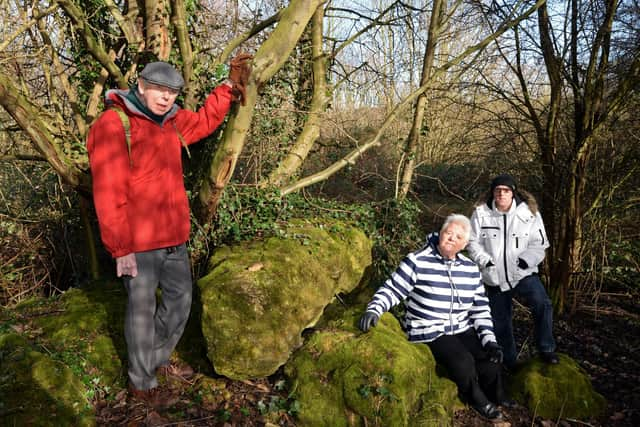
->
xmin=105 ymin=88 xmax=179 ymax=126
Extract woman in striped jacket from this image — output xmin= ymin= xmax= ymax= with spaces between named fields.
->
xmin=359 ymin=214 xmax=512 ymax=421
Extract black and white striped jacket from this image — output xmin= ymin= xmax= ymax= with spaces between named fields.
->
xmin=366 ymin=234 xmax=497 ymax=346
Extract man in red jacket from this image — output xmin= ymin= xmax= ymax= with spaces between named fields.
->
xmin=87 ymin=55 xmax=251 ymax=406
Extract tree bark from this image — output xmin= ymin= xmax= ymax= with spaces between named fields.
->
xmin=145 ymin=0 xmax=171 ymax=59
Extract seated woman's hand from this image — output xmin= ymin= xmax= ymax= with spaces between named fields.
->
xmin=485 ymin=341 xmax=504 ymax=364
xmin=358 ymin=312 xmax=379 ymax=332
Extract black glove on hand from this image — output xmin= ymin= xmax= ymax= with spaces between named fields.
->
xmin=229 ymin=52 xmax=253 ymax=105
xmin=485 ymin=341 xmax=504 ymax=364
xmin=517 ymin=258 xmax=529 ymax=269
xmin=358 ymin=312 xmax=379 ymax=332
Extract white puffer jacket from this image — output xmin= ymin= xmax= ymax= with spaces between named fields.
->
xmin=467 ymin=195 xmax=549 ymax=291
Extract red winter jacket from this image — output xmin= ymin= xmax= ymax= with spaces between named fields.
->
xmin=87 ymin=85 xmax=233 ymax=258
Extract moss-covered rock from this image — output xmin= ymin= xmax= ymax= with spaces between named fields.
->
xmin=0 ymin=333 xmax=95 ymax=426
xmin=0 ymin=282 xmax=131 ymax=426
xmin=29 ymin=283 xmax=127 ymax=387
xmin=198 ymin=220 xmax=372 ymax=379
xmin=285 ymin=309 xmax=460 ymax=427
xmin=509 ymin=353 xmax=606 ymax=419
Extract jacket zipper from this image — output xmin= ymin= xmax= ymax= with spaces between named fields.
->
xmin=502 ymin=214 xmax=513 ymax=289
xmin=447 ymin=262 xmax=454 ymax=333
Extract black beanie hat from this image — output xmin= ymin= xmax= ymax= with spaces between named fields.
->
xmin=490 ymin=174 xmax=517 ymax=192
xmin=139 ymin=62 xmax=185 ymax=90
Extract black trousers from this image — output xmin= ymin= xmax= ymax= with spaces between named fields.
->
xmin=427 ymin=328 xmax=505 ymax=406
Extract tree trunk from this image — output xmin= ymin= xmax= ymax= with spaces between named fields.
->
xmin=145 ymin=0 xmax=171 ymax=59
xmin=545 ymin=0 xmax=623 ymax=314
xmin=262 ymin=5 xmax=327 ymax=188
xmin=197 ymin=0 xmax=326 ymax=222
xmin=397 ymin=0 xmax=444 ymax=200
xmin=79 ymin=195 xmax=100 ymax=280
xmin=0 ymin=71 xmax=89 ymax=192
xmin=171 ymin=0 xmax=196 ymax=109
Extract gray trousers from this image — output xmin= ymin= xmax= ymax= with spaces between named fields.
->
xmin=123 ymin=244 xmax=192 ymax=390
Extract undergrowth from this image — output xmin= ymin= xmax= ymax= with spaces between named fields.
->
xmin=189 ymin=186 xmax=425 ymax=282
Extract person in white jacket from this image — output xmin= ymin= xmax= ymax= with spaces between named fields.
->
xmin=467 ymin=174 xmax=558 ymax=368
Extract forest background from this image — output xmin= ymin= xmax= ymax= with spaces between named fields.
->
xmin=0 ymin=0 xmax=639 ymax=423
xmin=2 ymin=0 xmax=638 ymax=313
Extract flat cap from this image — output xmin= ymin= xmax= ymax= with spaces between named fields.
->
xmin=139 ymin=62 xmax=185 ymax=90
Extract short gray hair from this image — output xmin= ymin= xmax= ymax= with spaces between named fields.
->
xmin=440 ymin=214 xmax=471 ymax=241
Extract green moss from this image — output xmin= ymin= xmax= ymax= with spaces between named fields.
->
xmin=198 ymin=220 xmax=373 ymax=379
xmin=0 ymin=333 xmax=95 ymax=426
xmin=28 ymin=283 xmax=127 ymax=387
xmin=510 ymin=353 xmax=606 ymax=419
xmin=1 ymin=282 xmax=131 ymax=425
xmin=86 ymin=334 xmax=123 ymax=385
xmin=285 ymin=309 xmax=459 ymax=427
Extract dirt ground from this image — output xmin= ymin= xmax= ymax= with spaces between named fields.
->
xmin=95 ymin=290 xmax=640 ymax=427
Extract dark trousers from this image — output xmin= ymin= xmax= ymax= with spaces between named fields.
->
xmin=427 ymin=328 xmax=505 ymax=407
xmin=487 ymin=274 xmax=556 ymax=367
xmin=123 ymin=244 xmax=192 ymax=390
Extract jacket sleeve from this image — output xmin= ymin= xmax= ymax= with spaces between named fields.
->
xmin=518 ymin=211 xmax=550 ymax=268
xmin=468 ymin=277 xmax=497 ymax=346
xmin=466 ymin=209 xmax=493 ymax=268
xmin=366 ymin=254 xmax=418 ymax=316
xmin=175 ymin=84 xmax=234 ymax=144
xmin=87 ymin=111 xmax=133 ymax=258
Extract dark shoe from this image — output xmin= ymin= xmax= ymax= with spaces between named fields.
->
xmin=128 ymin=385 xmax=177 ymax=408
xmin=472 ymin=402 xmax=503 ymax=420
xmin=541 ymin=351 xmax=559 ymax=364
xmin=498 ymin=397 xmax=517 ymax=408
xmin=157 ymin=362 xmax=195 ymax=381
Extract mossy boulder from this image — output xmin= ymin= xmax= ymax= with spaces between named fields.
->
xmin=0 ymin=282 xmax=130 ymax=426
xmin=29 ymin=284 xmax=127 ymax=384
xmin=509 ymin=353 xmax=606 ymax=419
xmin=285 ymin=309 xmax=461 ymax=427
xmin=198 ymin=220 xmax=373 ymax=379
xmin=0 ymin=333 xmax=95 ymax=426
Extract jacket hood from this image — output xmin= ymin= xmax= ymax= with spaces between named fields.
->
xmin=426 ymin=232 xmax=440 ymax=249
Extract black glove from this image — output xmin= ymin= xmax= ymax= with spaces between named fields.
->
xmin=485 ymin=341 xmax=504 ymax=364
xmin=228 ymin=52 xmax=253 ymax=105
xmin=485 ymin=261 xmax=494 ymax=267
xmin=517 ymin=258 xmax=528 ymax=269
xmin=358 ymin=312 xmax=379 ymax=332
